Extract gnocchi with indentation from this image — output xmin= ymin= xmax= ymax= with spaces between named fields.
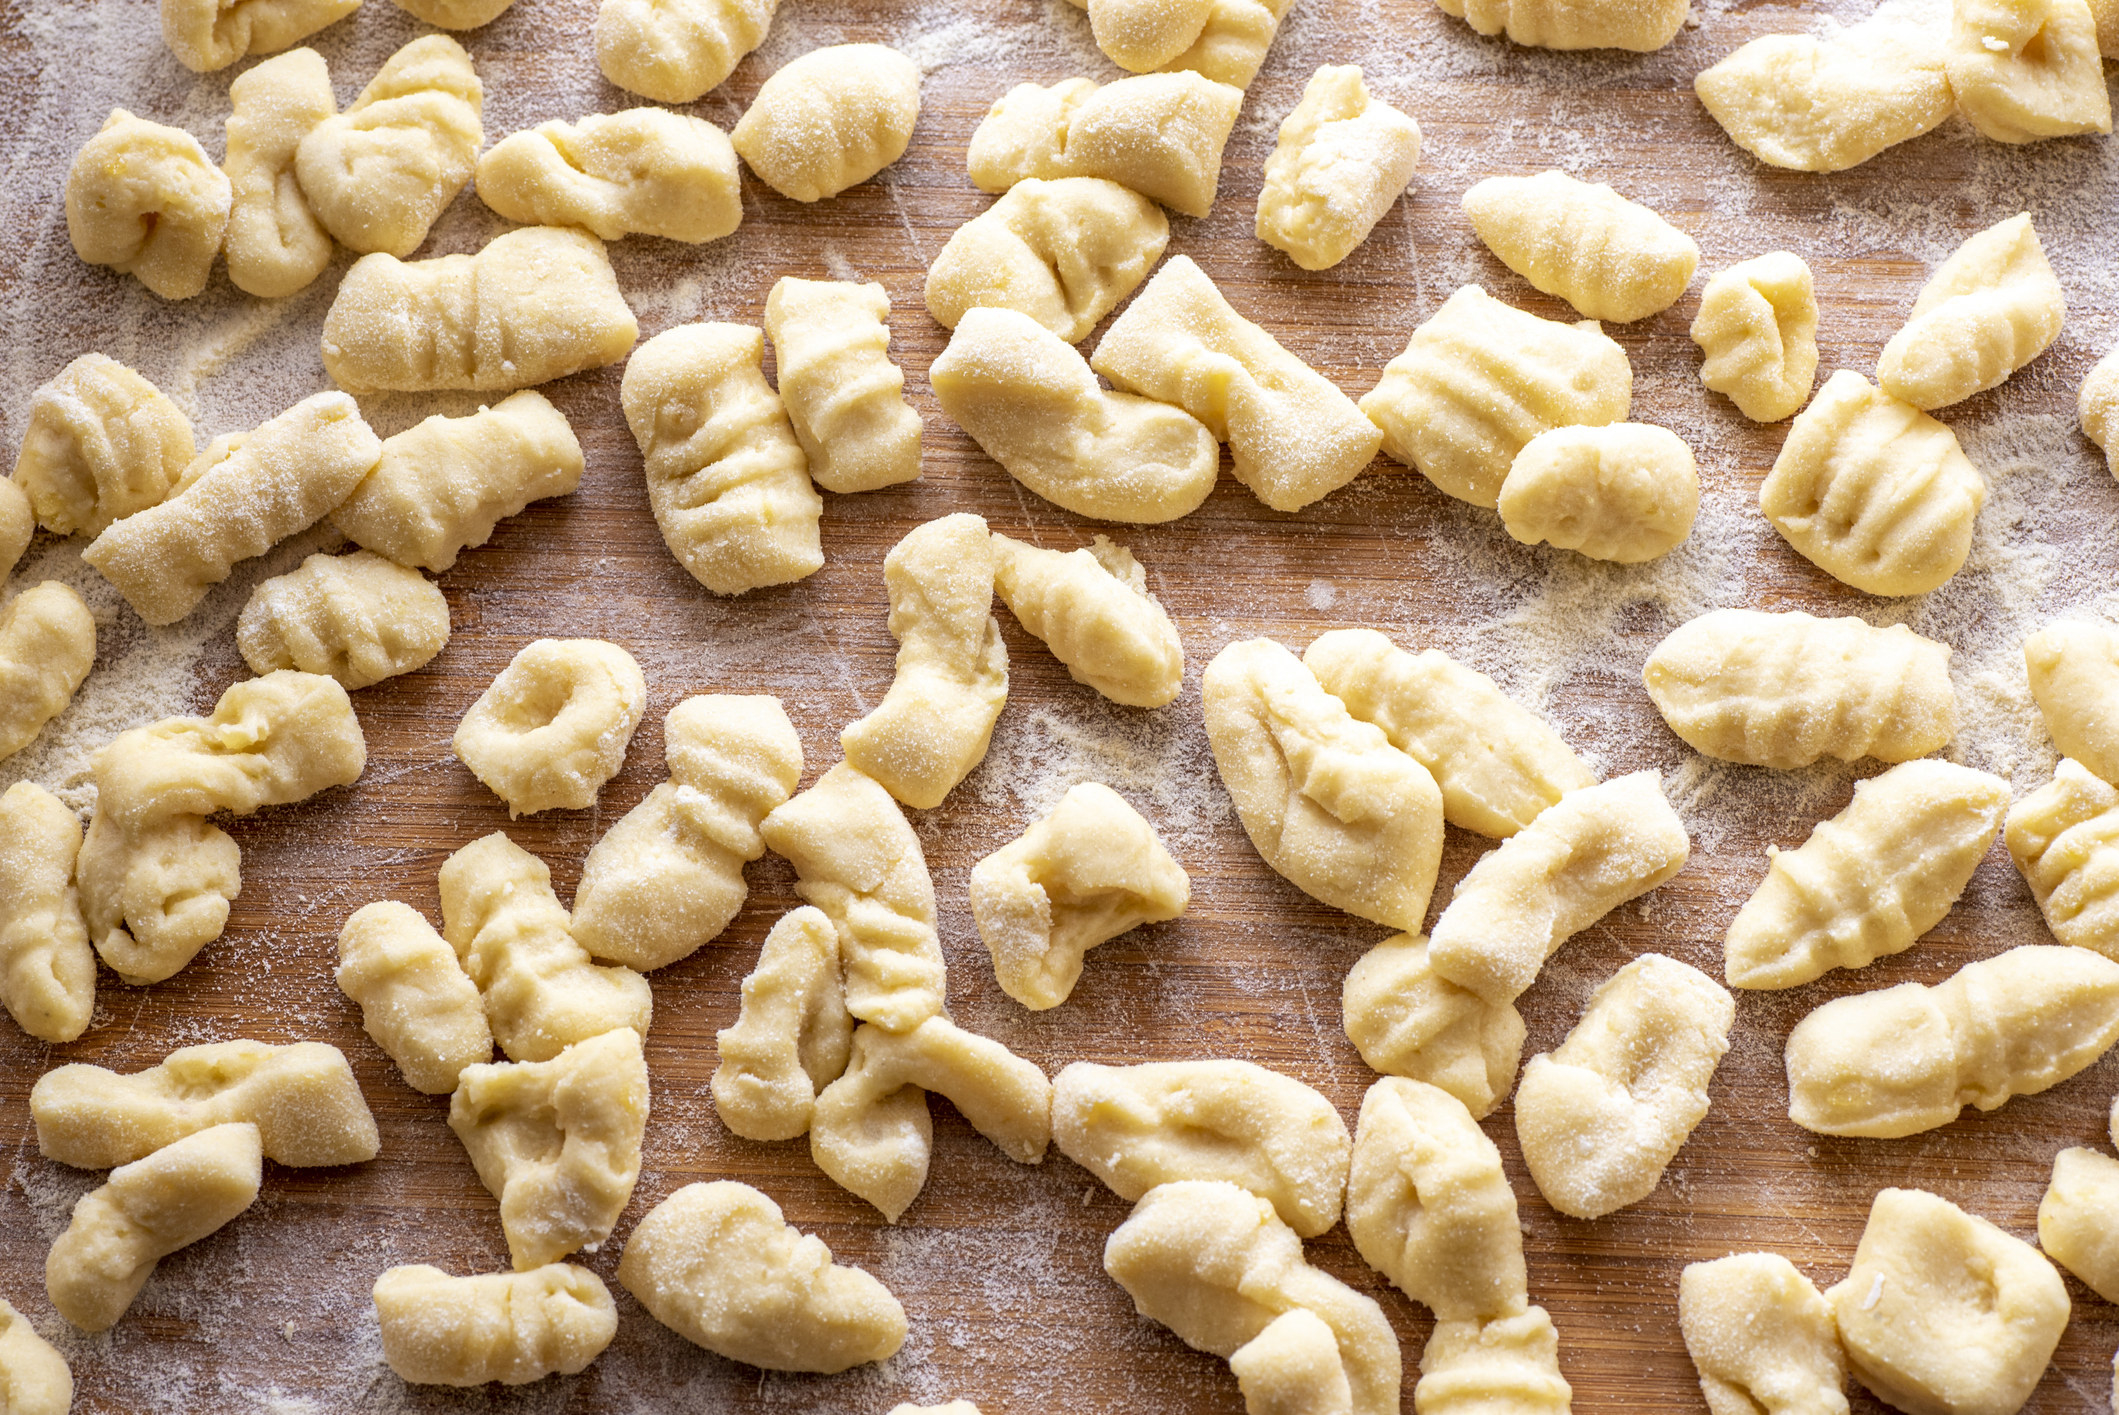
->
xmin=1434 ymin=0 xmax=1686 ymax=52
xmin=2006 ymin=757 xmax=2119 ymax=958
xmin=1694 ymin=24 xmax=1953 ymax=173
xmin=1340 ymin=934 xmax=1526 ymax=1119
xmin=1463 ymin=171 xmax=1698 ymax=323
xmin=336 ymin=900 xmax=492 ymax=1095
xmin=64 ymin=109 xmax=231 ymax=301
xmin=1878 ymin=214 xmax=2064 ymax=411
xmin=924 ymin=177 xmax=1167 ymax=343
xmin=710 ymin=907 xmax=851 ymax=1142
xmin=968 ymin=73 xmax=1243 ymax=219
xmin=160 ymin=0 xmax=358 ymax=72
xmin=1947 ymin=0 xmax=2111 ymax=143
xmin=1691 ymin=251 xmax=1820 ymax=422
xmin=1496 ymin=421 xmax=1698 ymax=563
xmin=992 ymin=534 xmax=1184 ymax=709
xmin=1255 ymin=66 xmax=1421 ymax=272
xmin=11 ymin=353 xmax=194 ymax=538
xmin=222 ymin=48 xmax=336 ymax=299
xmin=0 ymin=783 xmax=93 ymax=1044
xmin=237 ymin=551 xmax=449 ymax=690
xmin=595 ymin=0 xmax=777 ymax=104
xmin=373 ymin=1263 xmax=617 ymax=1386
xmin=1679 ymin=1254 xmax=1848 ymax=1415
xmin=1062 ymin=0 xmax=1291 ymax=87
xmin=0 ymin=582 xmax=94 ymax=763
xmin=0 ymin=1296 xmax=70 ymax=1415
xmin=2037 ymin=1145 xmax=2119 ymax=1304
xmin=764 ymin=277 xmax=921 ymax=493
xmin=454 ymin=639 xmax=646 ymax=817
xmin=475 ymin=108 xmax=741 ymax=245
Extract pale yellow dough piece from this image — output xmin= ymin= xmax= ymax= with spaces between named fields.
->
xmin=992 ymin=533 xmax=1183 ymax=709
xmin=373 ymin=1263 xmax=616 ymax=1386
xmin=1053 ymin=1059 xmax=1350 ymax=1237
xmin=595 ymin=0 xmax=778 ymax=104
xmin=160 ymin=0 xmax=357 ymax=72
xmin=1415 ymin=1310 xmax=1572 ymax=1415
xmin=710 ymin=906 xmax=852 ymax=1141
xmin=1358 ymin=284 xmax=1632 ymax=509
xmin=1947 ymin=0 xmax=2111 ymax=143
xmin=222 ymin=48 xmax=336 ymax=299
xmin=1463 ymin=171 xmax=1699 ymax=324
xmin=1678 ymin=1253 xmax=1849 ymax=1415
xmin=336 ymin=900 xmax=493 ymax=1095
xmin=764 ymin=277 xmax=921 ymax=493
xmin=924 ymin=177 xmax=1168 ymax=343
xmin=2081 ymin=341 xmax=2119 ymax=475
xmin=11 ymin=353 xmax=193 ymax=538
xmin=476 ymin=108 xmax=741 ymax=244
xmin=732 ymin=45 xmax=920 ymax=202
xmin=454 ymin=638 xmax=647 ymax=817
xmin=1232 ymin=1308 xmax=1354 ymax=1415
xmin=2006 ymin=757 xmax=2119 ymax=957
xmin=1693 ymin=25 xmax=1954 ymax=173
xmin=1878 ymin=214 xmax=2065 ymax=411
xmin=0 ymin=582 xmax=94 ymax=762
xmin=1340 ymin=934 xmax=1526 ymax=1119
xmin=64 ymin=109 xmax=231 ymax=301
xmin=1497 ymin=422 xmax=1698 ymax=563
xmin=0 ymin=479 xmax=24 ymax=583
xmin=1203 ymin=638 xmax=1444 ymax=932
xmin=1785 ymin=943 xmax=2119 ymax=1137
xmin=967 ymin=73 xmax=1243 ymax=219
xmin=617 ymin=1179 xmax=907 ymax=1372
xmin=0 ymin=782 xmax=93 ymax=1044
xmin=1691 ymin=251 xmax=1820 ymax=422
xmin=2038 ymin=1145 xmax=2119 ymax=1303
xmin=0 ymin=1296 xmax=71 ymax=1415
xmin=1256 ymin=66 xmax=1422 ymax=273
xmin=1434 ymin=0 xmax=1685 ymax=51
xmin=2025 ymin=620 xmax=2119 ymax=783
xmin=1064 ymin=0 xmax=1292 ymax=87
xmin=74 ymin=812 xmax=240 ymax=988
xmin=1093 ymin=255 xmax=1384 ymax=513
xmin=391 ymin=0 xmax=516 ymax=26
xmin=237 ymin=550 xmax=448 ymax=690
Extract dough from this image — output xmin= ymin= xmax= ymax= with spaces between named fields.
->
xmin=1462 ymin=171 xmax=1699 ymax=324
xmin=2079 ymin=340 xmax=2119 ymax=476
xmin=237 ymin=550 xmax=449 ymax=689
xmin=476 ymin=107 xmax=741 ymax=244
xmin=2037 ymin=1146 xmax=2119 ymax=1304
xmin=763 ymin=277 xmax=921 ymax=493
xmin=731 ymin=45 xmax=920 ymax=202
xmin=0 ymin=582 xmax=94 ymax=762
xmin=1679 ymin=1253 xmax=1848 ymax=1415
xmin=2006 ymin=756 xmax=2119 ymax=957
xmin=74 ymin=813 xmax=241 ymax=988
xmin=10 ymin=352 xmax=194 ymax=537
xmin=0 ymin=1297 xmax=70 ymax=1415
xmin=1947 ymin=0 xmax=2111 ymax=143
xmin=967 ymin=73 xmax=1243 ymax=218
xmin=1434 ymin=0 xmax=1685 ymax=51
xmin=1415 ymin=1311 xmax=1572 ymax=1415
xmin=222 ymin=48 xmax=336 ymax=299
xmin=711 ymin=906 xmax=851 ymax=1141
xmin=373 ymin=1263 xmax=616 ymax=1385
xmin=1694 ymin=23 xmax=1953 ymax=172
xmin=336 ymin=900 xmax=493 ymax=1095
xmin=924 ymin=177 xmax=1168 ymax=343
xmin=0 ymin=480 xmax=25 ymax=583
xmin=1877 ymin=213 xmax=2064 ymax=410
xmin=1255 ymin=66 xmax=1421 ymax=272
xmin=596 ymin=0 xmax=778 ymax=104
xmin=1690 ymin=251 xmax=1820 ymax=421
xmin=0 ymin=782 xmax=93 ymax=1044
xmin=453 ymin=638 xmax=647 ymax=817
xmin=991 ymin=533 xmax=1183 ymax=709
xmin=1340 ymin=933 xmax=1526 ymax=1119
xmin=2025 ymin=620 xmax=2119 ymax=782
xmin=1061 ymin=0 xmax=1292 ymax=87
xmin=63 ymin=109 xmax=231 ymax=301
xmin=1497 ymin=421 xmax=1699 ymax=563
xmin=1230 ymin=1309 xmax=1354 ymax=1415
xmin=159 ymin=0 xmax=357 ymax=72
xmin=389 ymin=0 xmax=516 ymax=26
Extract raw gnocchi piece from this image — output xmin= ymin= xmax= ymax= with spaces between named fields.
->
xmin=31 ymin=1039 xmax=378 ymax=1169
xmin=924 ymin=177 xmax=1168 ymax=343
xmin=1358 ymin=283 xmax=1632 ymax=508
xmin=160 ymin=0 xmax=357 ymax=72
xmin=322 ymin=227 xmax=639 ymax=394
xmin=1062 ymin=0 xmax=1292 ymax=87
xmin=222 ymin=48 xmax=336 ymax=299
xmin=1785 ymin=943 xmax=2119 ymax=1137
xmin=929 ymin=306 xmax=1219 ymax=522
xmin=1878 ymin=214 xmax=2065 ymax=411
xmin=731 ymin=45 xmax=920 ymax=202
xmin=1427 ymin=772 xmax=1690 ymax=1005
xmin=1415 ymin=1311 xmax=1572 ymax=1415
xmin=1497 ymin=422 xmax=1699 ymax=563
xmin=596 ymin=0 xmax=779 ymax=105
xmin=63 ymin=110 xmax=231 ymax=301
xmin=295 ymin=35 xmax=484 ymax=258
xmin=1230 ymin=1310 xmax=1352 ymax=1415
xmin=0 ymin=1297 xmax=70 ymax=1415
xmin=1053 ymin=1059 xmax=1350 ymax=1237
xmin=11 ymin=353 xmax=194 ymax=537
xmin=0 ymin=477 xmax=30 ymax=583
xmin=1947 ymin=0 xmax=2111 ymax=143
xmin=1678 ymin=1254 xmax=1848 ymax=1415
xmin=1693 ymin=25 xmax=1953 ymax=173
xmin=45 ymin=1123 xmax=261 ymax=1332
xmin=992 ymin=534 xmax=1183 ymax=709
xmin=373 ymin=1263 xmax=616 ymax=1386
xmin=1093 ymin=256 xmax=1384 ymax=512
xmin=390 ymin=0 xmax=516 ymax=25
xmin=2024 ymin=620 xmax=2119 ymax=782
xmin=0 ymin=583 xmax=94 ymax=762
xmin=617 ymin=1180 xmax=906 ymax=1372
xmin=475 ymin=108 xmax=741 ymax=244
xmin=1463 ymin=171 xmax=1699 ymax=324
xmin=1691 ymin=252 xmax=1820 ymax=422
xmin=619 ymin=321 xmax=823 ymax=595
xmin=764 ymin=277 xmax=921 ymax=493
xmin=2037 ymin=1146 xmax=2119 ymax=1303
xmin=449 ymin=1027 xmax=648 ymax=1270
xmin=439 ymin=833 xmax=652 ymax=1063
xmin=2006 ymin=757 xmax=2119 ymax=957
xmin=74 ymin=813 xmax=241 ymax=987
xmin=1203 ymin=638 xmax=1444 ymax=932
xmin=335 ymin=900 xmax=493 ymax=1095
xmin=1340 ymin=934 xmax=1526 ymax=1119
xmin=710 ymin=906 xmax=851 ymax=1141
xmin=1827 ymin=1188 xmax=2069 ymax=1415
xmin=453 ymin=639 xmax=647 ymax=817
xmin=237 ymin=551 xmax=448 ymax=689
xmin=1433 ymin=0 xmax=1685 ymax=52
xmin=1643 ymin=608 xmax=1957 ymax=768
xmin=967 ymin=73 xmax=1243 ymax=219
xmin=0 ymin=784 xmax=92 ymax=1044
xmin=572 ymin=695 xmax=802 ymax=970
xmin=1255 ymin=66 xmax=1422 ymax=273
xmin=1514 ymin=954 xmax=1734 ymax=1219
xmin=840 ymin=514 xmax=1008 ymax=810
xmin=2081 ymin=341 xmax=2119 ymax=475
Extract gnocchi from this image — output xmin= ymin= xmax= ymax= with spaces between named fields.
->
xmin=710 ymin=906 xmax=851 ymax=1141
xmin=372 ymin=1263 xmax=617 ymax=1386
xmin=763 ymin=277 xmax=922 ymax=493
xmin=923 ymin=177 xmax=1168 ymax=343
xmin=2036 ymin=1145 xmax=2119 ymax=1304
xmin=1340 ymin=934 xmax=1526 ymax=1119
xmin=2005 ymin=757 xmax=2119 ymax=957
xmin=237 ymin=551 xmax=449 ymax=690
xmin=63 ymin=109 xmax=231 ymax=301
xmin=75 ymin=813 xmax=241 ymax=987
xmin=1415 ymin=1311 xmax=1572 ymax=1415
xmin=991 ymin=534 xmax=1183 ymax=709
xmin=0 ymin=783 xmax=93 ymax=1044
xmin=1062 ymin=0 xmax=1291 ymax=87
xmin=11 ymin=353 xmax=194 ymax=537
xmin=0 ymin=582 xmax=94 ymax=762
xmin=222 ymin=48 xmax=336 ymax=299
xmin=731 ymin=45 xmax=920 ymax=203
xmin=1496 ymin=422 xmax=1699 ymax=563
xmin=1690 ymin=251 xmax=1820 ymax=422
xmin=453 ymin=639 xmax=647 ymax=817
xmin=1255 ymin=66 xmax=1422 ymax=272
xmin=335 ymin=900 xmax=493 ymax=1095
xmin=0 ymin=477 xmax=29 ymax=583
xmin=1693 ymin=25 xmax=1953 ymax=173
xmin=1463 ymin=171 xmax=1698 ymax=324
xmin=390 ymin=0 xmax=516 ymax=25
xmin=1228 ymin=1311 xmax=1351 ymax=1415
xmin=2023 ymin=620 xmax=2119 ymax=782
xmin=475 ymin=108 xmax=741 ymax=245
xmin=967 ymin=73 xmax=1243 ymax=219
xmin=1877 ymin=214 xmax=2064 ymax=411
xmin=1433 ymin=0 xmax=1685 ymax=52
xmin=1947 ymin=0 xmax=2111 ymax=144
xmin=594 ymin=0 xmax=777 ymax=104
xmin=2080 ymin=340 xmax=2119 ymax=475
xmin=159 ymin=0 xmax=357 ymax=72
xmin=0 ymin=1297 xmax=70 ymax=1415
xmin=1678 ymin=1254 xmax=1848 ymax=1415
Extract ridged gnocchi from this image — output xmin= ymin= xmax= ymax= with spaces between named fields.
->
xmin=1693 ymin=24 xmax=1953 ymax=173
xmin=596 ymin=0 xmax=776 ymax=103
xmin=1463 ymin=171 xmax=1698 ymax=323
xmin=1679 ymin=1254 xmax=1848 ymax=1415
xmin=1690 ymin=252 xmax=1820 ymax=422
xmin=710 ymin=906 xmax=851 ymax=1141
xmin=1433 ymin=0 xmax=1686 ymax=52
xmin=1340 ymin=934 xmax=1526 ymax=1119
xmin=159 ymin=0 xmax=357 ymax=72
xmin=1255 ymin=66 xmax=1422 ymax=272
xmin=764 ymin=277 xmax=921 ymax=493
xmin=1061 ymin=0 xmax=1292 ymax=87
xmin=1416 ymin=1310 xmax=1572 ymax=1415
xmin=64 ymin=109 xmax=231 ymax=301
xmin=924 ymin=177 xmax=1168 ymax=343
xmin=475 ymin=108 xmax=741 ymax=244
xmin=222 ymin=48 xmax=336 ymax=299
xmin=731 ymin=45 xmax=920 ymax=202
xmin=237 ymin=550 xmax=448 ymax=689
xmin=11 ymin=353 xmax=194 ymax=537
xmin=372 ymin=1264 xmax=617 ymax=1386
xmin=0 ymin=582 xmax=94 ymax=762
xmin=2006 ymin=757 xmax=2119 ymax=957
xmin=1497 ymin=422 xmax=1699 ymax=563
xmin=992 ymin=534 xmax=1184 ymax=709
xmin=454 ymin=639 xmax=645 ymax=817
xmin=0 ymin=782 xmax=93 ymax=1044
xmin=1877 ymin=214 xmax=2064 ymax=411
xmin=335 ymin=900 xmax=492 ymax=1095
xmin=1947 ymin=0 xmax=2111 ymax=143
xmin=967 ymin=73 xmax=1243 ymax=219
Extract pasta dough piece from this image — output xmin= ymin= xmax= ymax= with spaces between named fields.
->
xmin=222 ymin=48 xmax=336 ymax=299
xmin=1691 ymin=252 xmax=1820 ymax=422
xmin=1340 ymin=934 xmax=1526 ymax=1119
xmin=2006 ymin=757 xmax=2119 ymax=957
xmin=0 ymin=478 xmax=29 ymax=583
xmin=0 ymin=1297 xmax=71 ymax=1415
xmin=1785 ymin=943 xmax=2119 ymax=1137
xmin=618 ymin=1180 xmax=905 ymax=1372
xmin=448 ymin=1027 xmax=648 ymax=1270
xmin=1463 ymin=171 xmax=1699 ymax=324
xmin=710 ymin=906 xmax=851 ymax=1141
xmin=1497 ymin=422 xmax=1699 ymax=563
xmin=1878 ymin=213 xmax=2065 ymax=411
xmin=1827 ymin=1188 xmax=2068 ymax=1415
xmin=84 ymin=393 xmax=383 ymax=626
xmin=1679 ymin=1254 xmax=1849 ymax=1415
xmin=2037 ymin=1146 xmax=2119 ymax=1303
xmin=295 ymin=35 xmax=484 ymax=257
xmin=391 ymin=0 xmax=516 ymax=25
xmin=1063 ymin=0 xmax=1291 ymax=86
xmin=971 ymin=782 xmax=1188 ymax=1009
xmin=967 ymin=73 xmax=1243 ymax=219
xmin=840 ymin=514 xmax=1008 ymax=810
xmin=1415 ymin=1311 xmax=1572 ymax=1415
xmin=596 ymin=0 xmax=779 ymax=105
xmin=1427 ymin=772 xmax=1689 ymax=1005
xmin=454 ymin=639 xmax=647 ymax=817
xmin=1358 ymin=284 xmax=1632 ymax=508
xmin=1514 ymin=953 xmax=1734 ymax=1219
xmin=923 ymin=177 xmax=1168 ymax=343
xmin=160 ymin=0 xmax=358 ymax=72
xmin=731 ymin=45 xmax=920 ymax=203
xmin=929 ymin=306 xmax=1219 ymax=523
xmin=439 ymin=833 xmax=652 ymax=1063
xmin=1434 ymin=0 xmax=1685 ymax=52
xmin=45 ymin=1123 xmax=262 ymax=1332
xmin=475 ymin=108 xmax=741 ymax=244
xmin=1255 ymin=66 xmax=1422 ymax=272
xmin=11 ymin=353 xmax=194 ymax=537
xmin=1726 ymin=760 xmax=2008 ymax=990
xmin=1053 ymin=1059 xmax=1350 ymax=1237
xmin=63 ymin=110 xmax=231 ymax=301
xmin=2025 ymin=620 xmax=2119 ymax=782
xmin=1694 ymin=25 xmax=1954 ymax=173
xmin=75 ymin=813 xmax=241 ymax=988
xmin=322 ymin=227 xmax=639 ymax=394
xmin=336 ymin=900 xmax=493 ymax=1095
xmin=763 ymin=277 xmax=921 ymax=493
xmin=619 ymin=321 xmax=823 ymax=595
xmin=1203 ymin=638 xmax=1444 ymax=932
xmin=2079 ymin=341 xmax=2119 ymax=475
xmin=1230 ymin=1310 xmax=1352 ymax=1415
xmin=238 ymin=550 xmax=448 ymax=689
xmin=991 ymin=533 xmax=1183 ymax=709
xmin=1093 ymin=256 xmax=1384 ymax=513
xmin=0 ymin=582 xmax=94 ymax=762
xmin=1947 ymin=0 xmax=2111 ymax=143
xmin=1643 ymin=608 xmax=1957 ymax=768
xmin=373 ymin=1263 xmax=616 ymax=1386
xmin=0 ymin=783 xmax=93 ymax=1044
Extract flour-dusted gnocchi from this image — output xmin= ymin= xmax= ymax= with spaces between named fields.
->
xmin=619 ymin=1180 xmax=906 ymax=1372
xmin=968 ymin=73 xmax=1243 ymax=219
xmin=1358 ymin=284 xmax=1632 ymax=508
xmin=731 ymin=45 xmax=919 ymax=202
xmin=1061 ymin=0 xmax=1292 ymax=87
xmin=336 ymin=900 xmax=493 ymax=1095
xmin=1428 ymin=772 xmax=1689 ymax=1006
xmin=75 ymin=814 xmax=241 ymax=987
xmin=454 ymin=639 xmax=646 ymax=817
xmin=1093 ymin=256 xmax=1385 ymax=513
xmin=0 ymin=480 xmax=25 ymax=582
xmin=1679 ymin=1254 xmax=1848 ymax=1415
xmin=323 ymin=227 xmax=639 ymax=394
xmin=1341 ymin=935 xmax=1526 ymax=1119
xmin=0 ymin=1297 xmax=70 ymax=1415
xmin=64 ymin=110 xmax=231 ymax=301
xmin=238 ymin=551 xmax=448 ymax=689
xmin=619 ymin=321 xmax=823 ymax=595
xmin=2081 ymin=341 xmax=2119 ymax=475
xmin=929 ymin=307 xmax=1219 ymax=523
xmin=764 ymin=277 xmax=921 ymax=493
xmin=0 ymin=783 xmax=92 ymax=1045
xmin=475 ymin=108 xmax=741 ymax=244
xmin=1464 ymin=171 xmax=1698 ymax=324
xmin=1828 ymin=1188 xmax=2069 ymax=1415
xmin=390 ymin=0 xmax=516 ymax=25
xmin=1229 ymin=1310 xmax=1351 ymax=1415
xmin=1496 ymin=422 xmax=1699 ymax=563
xmin=373 ymin=1263 xmax=617 ymax=1386
xmin=1948 ymin=0 xmax=2111 ymax=143
xmin=1255 ymin=66 xmax=1422 ymax=272
xmin=12 ymin=354 xmax=194 ymax=538
xmin=2037 ymin=1146 xmax=2119 ymax=1303
xmin=1691 ymin=252 xmax=1820 ymax=422
xmin=1433 ymin=0 xmax=1685 ymax=51
xmin=1694 ymin=24 xmax=1953 ymax=173
xmin=1204 ymin=638 xmax=1444 ymax=932
xmin=1878 ymin=214 xmax=2065 ymax=411
xmin=0 ymin=582 xmax=94 ymax=762
xmin=596 ymin=0 xmax=777 ymax=103
xmin=449 ymin=1027 xmax=648 ymax=1270
xmin=1644 ymin=609 xmax=1958 ymax=768
xmin=1053 ymin=1059 xmax=1349 ymax=1237
xmin=1786 ymin=944 xmax=2119 ymax=1137
xmin=992 ymin=534 xmax=1183 ymax=709
xmin=2024 ymin=620 xmax=2119 ymax=783
xmin=223 ymin=48 xmax=336 ymax=299
xmin=711 ymin=907 xmax=851 ymax=1141
xmin=160 ymin=0 xmax=358 ymax=72
xmin=1416 ymin=1311 xmax=1572 ymax=1415
xmin=925 ymin=178 xmax=1167 ymax=343
xmin=2007 ymin=758 xmax=2119 ymax=957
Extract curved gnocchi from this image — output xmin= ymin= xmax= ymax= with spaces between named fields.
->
xmin=1463 ymin=171 xmax=1698 ymax=324
xmin=237 ymin=551 xmax=448 ymax=690
xmin=1877 ymin=213 xmax=2064 ymax=411
xmin=1690 ymin=252 xmax=1819 ymax=422
xmin=967 ymin=73 xmax=1243 ymax=219
xmin=731 ymin=45 xmax=920 ymax=203
xmin=476 ymin=108 xmax=741 ymax=245
xmin=1679 ymin=1254 xmax=1848 ymax=1415
xmin=11 ymin=354 xmax=192 ymax=538
xmin=453 ymin=639 xmax=647 ymax=817
xmin=159 ymin=0 xmax=357 ymax=72
xmin=1497 ymin=422 xmax=1699 ymax=563
xmin=924 ymin=177 xmax=1168 ymax=343
xmin=992 ymin=534 xmax=1183 ymax=709
xmin=1693 ymin=25 xmax=1952 ymax=173
xmin=0 ymin=582 xmax=94 ymax=762
xmin=764 ymin=277 xmax=921 ymax=493
xmin=64 ymin=110 xmax=231 ymax=301
xmin=595 ymin=0 xmax=778 ymax=105
xmin=1947 ymin=0 xmax=2111 ymax=143
xmin=710 ymin=906 xmax=851 ymax=1141
xmin=1433 ymin=0 xmax=1685 ymax=52
xmin=373 ymin=1264 xmax=617 ymax=1386
xmin=1255 ymin=66 xmax=1422 ymax=272
xmin=1340 ymin=934 xmax=1526 ymax=1119
xmin=335 ymin=900 xmax=491 ymax=1095
xmin=0 ymin=782 xmax=93 ymax=1044
xmin=222 ymin=48 xmax=336 ymax=299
